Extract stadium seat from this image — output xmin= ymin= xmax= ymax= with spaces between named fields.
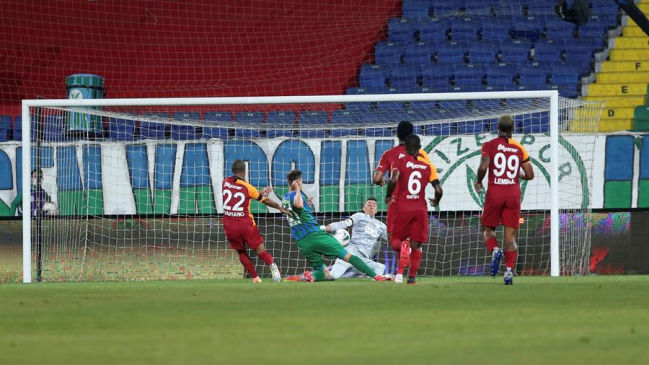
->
xmin=420 ymin=64 xmax=452 ymax=89
xmin=467 ymin=41 xmax=499 ymax=63
xmin=546 ymin=18 xmax=576 ymax=40
xmin=43 ymin=114 xmax=66 ymax=141
xmin=375 ymin=41 xmax=405 ymax=65
xmin=389 ymin=64 xmax=420 ymax=90
xmin=359 ymin=65 xmax=388 ymax=89
xmin=234 ymin=112 xmax=263 ymax=139
xmin=590 ymin=1 xmax=619 ymax=17
xmin=485 ymin=64 xmax=517 ymax=88
xmin=499 ymin=39 xmax=531 ymax=63
xmin=298 ymin=111 xmax=329 ymax=125
xmin=203 ymin=111 xmax=232 ymax=139
xmin=511 ymin=16 xmax=546 ymax=41
xmin=494 ymin=3 xmax=523 ymax=17
xmin=464 ymin=0 xmax=497 ymax=17
xmin=533 ymin=41 xmax=564 ymax=63
xmin=108 ymin=118 xmax=137 ymax=141
xmin=457 ymin=120 xmax=485 ymax=134
xmin=388 ymin=18 xmax=417 ymax=42
xmin=416 ymin=19 xmax=449 ymax=42
xmin=450 ymin=18 xmax=481 ymax=42
xmin=525 ymin=2 xmax=552 ymax=16
xmin=344 ymin=88 xmax=373 ymax=111
xmin=266 ymin=111 xmax=296 ymax=126
xmin=404 ymin=42 xmax=435 ymax=65
xmin=139 ymin=113 xmax=169 ymax=140
xmin=402 ymin=0 xmax=430 ymax=20
xmin=435 ymin=42 xmax=467 ymax=64
xmin=12 ymin=116 xmax=22 ymax=140
xmin=453 ymin=64 xmax=485 ymax=87
xmin=235 ymin=111 xmax=264 ymax=124
xmin=431 ymin=1 xmax=462 ymax=17
xmin=518 ymin=66 xmax=549 ymax=89
xmin=480 ymin=20 xmax=512 ymax=42
xmin=0 ymin=115 xmax=11 ymax=142
xmin=427 ymin=123 xmax=453 ymax=136
xmin=171 ymin=112 xmax=200 ymax=140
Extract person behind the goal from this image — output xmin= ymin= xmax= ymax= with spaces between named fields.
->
xmin=474 ymin=115 xmax=535 ymax=285
xmin=281 ymin=169 xmax=388 ymax=282
xmin=385 ymin=134 xmax=443 ymax=284
xmin=373 ymin=121 xmax=435 ymax=282
xmin=222 ymin=160 xmax=287 ymax=283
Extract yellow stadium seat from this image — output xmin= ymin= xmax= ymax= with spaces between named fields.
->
xmin=623 ymin=26 xmax=648 ymax=37
xmin=574 ymin=107 xmax=634 ymax=120
xmin=610 ymin=49 xmax=649 ymax=61
xmin=598 ymin=119 xmax=633 ymax=132
xmin=600 ymin=61 xmax=649 ymax=72
xmin=614 ymin=37 xmax=649 ymax=49
xmin=596 ymin=72 xmax=649 ymax=83
xmin=582 ymin=96 xmax=646 ymax=107
xmin=586 ymin=83 xmax=648 ymax=96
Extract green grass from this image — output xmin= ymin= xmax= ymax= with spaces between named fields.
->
xmin=1 ymin=276 xmax=648 ymax=365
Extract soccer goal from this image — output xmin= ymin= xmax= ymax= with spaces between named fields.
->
xmin=20 ymin=91 xmax=602 ymax=282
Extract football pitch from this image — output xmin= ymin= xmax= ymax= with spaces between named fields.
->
xmin=1 ymin=276 xmax=648 ymax=365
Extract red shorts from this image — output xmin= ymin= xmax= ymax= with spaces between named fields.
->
xmin=391 ymin=209 xmax=429 ymax=243
xmin=481 ymin=192 xmax=521 ymax=229
xmin=224 ymin=223 xmax=264 ymax=251
xmin=386 ymin=203 xmax=397 ymax=233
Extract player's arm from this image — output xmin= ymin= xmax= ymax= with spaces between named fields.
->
xmin=385 ymin=167 xmax=400 ymax=203
xmin=519 ymin=146 xmax=534 ymax=181
xmin=475 ymin=149 xmax=490 ymax=193
xmin=291 ymin=181 xmax=304 ymax=209
xmin=373 ymin=152 xmax=390 ymax=186
xmin=428 ymin=180 xmax=443 ymax=207
xmin=323 ymin=214 xmax=356 ymax=232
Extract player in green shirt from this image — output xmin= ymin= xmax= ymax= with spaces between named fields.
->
xmin=282 ymin=170 xmax=388 ymax=282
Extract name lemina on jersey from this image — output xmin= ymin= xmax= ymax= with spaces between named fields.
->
xmin=493 ymin=177 xmax=516 ymax=185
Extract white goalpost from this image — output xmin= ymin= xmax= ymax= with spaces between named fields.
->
xmin=21 ymin=91 xmax=602 ymax=283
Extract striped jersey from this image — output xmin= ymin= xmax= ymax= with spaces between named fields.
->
xmin=282 ymin=190 xmax=320 ymax=241
xmin=329 ymin=213 xmax=387 ymax=258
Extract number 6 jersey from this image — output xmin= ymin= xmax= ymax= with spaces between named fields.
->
xmin=391 ymin=154 xmax=433 ymax=212
xmin=481 ymin=136 xmax=530 ymax=196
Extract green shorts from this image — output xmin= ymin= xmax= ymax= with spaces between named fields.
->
xmin=297 ymin=230 xmax=346 ymax=270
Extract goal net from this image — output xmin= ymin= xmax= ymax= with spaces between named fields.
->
xmin=19 ymin=92 xmax=602 ymax=282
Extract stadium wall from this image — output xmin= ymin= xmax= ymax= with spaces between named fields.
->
xmin=0 ymin=132 xmax=648 ymax=216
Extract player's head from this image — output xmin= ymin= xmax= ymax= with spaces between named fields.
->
xmin=287 ymin=169 xmax=302 ymax=190
xmin=31 ymin=168 xmax=43 ymax=185
xmin=404 ymin=134 xmax=421 ymax=157
xmin=231 ymin=160 xmax=246 ymax=178
xmin=498 ymin=114 xmax=514 ymax=137
xmin=362 ymin=197 xmax=378 ymax=217
xmin=396 ymin=121 xmax=414 ymax=142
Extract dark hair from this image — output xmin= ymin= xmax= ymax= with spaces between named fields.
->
xmin=498 ymin=114 xmax=514 ymax=134
xmin=397 ymin=121 xmax=414 ymax=141
xmin=231 ymin=160 xmax=246 ymax=174
xmin=404 ymin=134 xmax=421 ymax=156
xmin=287 ymin=170 xmax=302 ymax=185
xmin=363 ymin=197 xmax=377 ymax=209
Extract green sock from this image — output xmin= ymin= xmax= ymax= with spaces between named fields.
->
xmin=348 ymin=255 xmax=377 ymax=278
xmin=313 ymin=269 xmax=327 ymax=282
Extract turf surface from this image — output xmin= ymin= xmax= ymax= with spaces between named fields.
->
xmin=1 ymin=276 xmax=648 ymax=365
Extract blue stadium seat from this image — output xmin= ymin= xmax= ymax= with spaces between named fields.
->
xmin=480 ymin=20 xmax=512 ymax=42
xmin=389 ymin=64 xmax=420 ymax=90
xmin=464 ymin=0 xmax=497 ymax=17
xmin=494 ymin=3 xmax=523 ymax=17
xmin=359 ymin=65 xmax=388 ymax=90
xmin=0 ymin=115 xmax=11 ymax=142
xmin=43 ymin=114 xmax=66 ymax=141
xmin=12 ymin=116 xmax=22 ymax=140
xmin=403 ymin=0 xmax=430 ymax=20
xmin=457 ymin=121 xmax=486 ymax=134
xmin=578 ymin=19 xmax=608 ymax=40
xmin=235 ymin=111 xmax=264 ymax=124
xmin=467 ymin=41 xmax=499 ymax=63
xmin=511 ymin=16 xmax=546 ymax=41
xmin=266 ymin=129 xmax=295 ymax=138
xmin=435 ymin=42 xmax=467 ymax=64
xmin=518 ymin=66 xmax=549 ymax=89
xmin=427 ymin=123 xmax=453 ymax=136
xmin=550 ymin=66 xmax=579 ymax=86
xmin=485 ymin=65 xmax=517 ymax=88
xmin=344 ymin=88 xmax=373 ymax=111
xmin=375 ymin=41 xmax=405 ymax=65
xmin=203 ymin=111 xmax=232 ymax=139
xmin=450 ymin=18 xmax=481 ymax=42
xmin=431 ymin=1 xmax=463 ymax=17
xmin=420 ymin=64 xmax=452 ymax=89
xmin=525 ymin=2 xmax=554 ymax=16
xmin=139 ymin=113 xmax=169 ymax=140
xmin=404 ymin=42 xmax=435 ymax=65
xmin=563 ymin=39 xmax=594 ymax=65
xmin=171 ymin=112 xmax=200 ymax=140
xmin=266 ymin=111 xmax=295 ymax=125
xmin=235 ymin=112 xmax=263 ymax=139
xmin=298 ymin=111 xmax=329 ymax=125
xmin=416 ymin=19 xmax=449 ymax=42
xmin=388 ymin=18 xmax=417 ymax=42
xmin=590 ymin=1 xmax=619 ymax=17
xmin=546 ymin=18 xmax=576 ymax=40
xmin=108 ymin=118 xmax=137 ymax=141
xmin=499 ymin=40 xmax=531 ymax=63
xmin=533 ymin=41 xmax=564 ymax=63
xmin=453 ymin=64 xmax=485 ymax=87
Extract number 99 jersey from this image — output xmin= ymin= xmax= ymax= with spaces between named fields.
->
xmin=481 ymin=136 xmax=530 ymax=229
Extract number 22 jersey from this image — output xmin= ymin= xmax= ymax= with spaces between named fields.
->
xmin=481 ymin=136 xmax=529 ymax=196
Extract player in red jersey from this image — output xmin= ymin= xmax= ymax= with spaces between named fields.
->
xmin=385 ymin=134 xmax=443 ymax=284
xmin=475 ymin=115 xmax=535 ymax=285
xmin=222 ymin=160 xmax=288 ymax=283
xmin=373 ymin=121 xmax=434 ymax=283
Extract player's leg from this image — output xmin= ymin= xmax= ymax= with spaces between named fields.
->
xmin=245 ymin=225 xmax=281 ymax=283
xmin=329 ymin=258 xmax=353 ymax=279
xmin=226 ymin=228 xmax=261 ymax=282
xmin=406 ymin=211 xmax=429 ymax=284
xmin=481 ymin=192 xmax=504 ymax=276
xmin=387 ymin=204 xmax=409 ymax=277
xmin=501 ymin=196 xmax=521 ymax=285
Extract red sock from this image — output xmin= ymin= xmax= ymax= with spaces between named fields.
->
xmin=397 ymin=264 xmax=404 ymax=275
xmin=504 ymin=250 xmax=518 ymax=270
xmin=257 ymin=250 xmax=274 ymax=265
xmin=389 ymin=236 xmax=402 ymax=252
xmin=237 ymin=250 xmax=258 ymax=278
xmin=408 ymin=248 xmax=422 ymax=278
xmin=485 ymin=237 xmax=499 ymax=252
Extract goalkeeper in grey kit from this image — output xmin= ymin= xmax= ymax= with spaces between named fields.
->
xmin=322 ymin=197 xmax=388 ymax=279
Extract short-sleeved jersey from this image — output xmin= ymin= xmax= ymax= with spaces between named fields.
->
xmin=481 ymin=136 xmax=530 ymax=196
xmin=391 ymin=154 xmax=432 ymax=212
xmin=282 ymin=191 xmax=320 ymax=241
xmin=221 ymin=176 xmax=265 ymax=227
xmin=376 ymin=144 xmax=435 ymax=182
